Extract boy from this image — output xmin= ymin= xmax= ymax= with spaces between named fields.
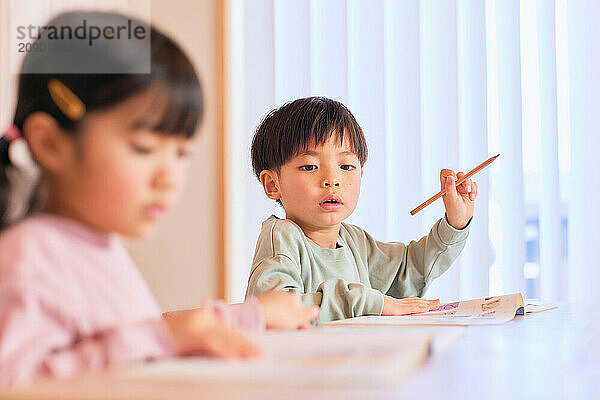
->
xmin=246 ymin=97 xmax=476 ymax=324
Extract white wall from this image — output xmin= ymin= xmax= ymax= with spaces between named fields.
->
xmin=127 ymin=0 xmax=220 ymax=311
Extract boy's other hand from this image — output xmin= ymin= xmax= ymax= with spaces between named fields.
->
xmin=163 ymin=308 xmax=262 ymax=359
xmin=440 ymin=169 xmax=477 ymax=229
xmin=382 ymin=295 xmax=440 ymax=316
xmin=257 ymin=290 xmax=320 ymax=330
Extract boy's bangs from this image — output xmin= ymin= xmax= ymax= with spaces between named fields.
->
xmin=292 ymin=109 xmax=366 ymax=163
xmin=251 ymin=97 xmax=368 ymax=180
xmin=307 ymin=122 xmax=353 ymax=151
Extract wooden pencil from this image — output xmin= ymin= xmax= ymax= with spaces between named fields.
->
xmin=410 ymin=154 xmax=500 ymax=216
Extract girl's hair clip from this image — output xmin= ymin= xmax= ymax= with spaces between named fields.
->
xmin=47 ymin=79 xmax=86 ymax=121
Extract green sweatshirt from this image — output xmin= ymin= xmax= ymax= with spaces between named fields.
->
xmin=245 ymin=215 xmax=470 ymax=324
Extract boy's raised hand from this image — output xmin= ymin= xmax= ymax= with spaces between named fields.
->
xmin=257 ymin=290 xmax=320 ymax=329
xmin=163 ymin=308 xmax=262 ymax=359
xmin=440 ymin=169 xmax=477 ymax=230
xmin=382 ymin=295 xmax=440 ymax=315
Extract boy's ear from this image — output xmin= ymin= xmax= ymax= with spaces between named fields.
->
xmin=23 ymin=112 xmax=74 ymax=174
xmin=259 ymin=170 xmax=281 ymax=201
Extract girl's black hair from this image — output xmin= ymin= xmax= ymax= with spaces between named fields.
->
xmin=0 ymin=11 xmax=203 ymax=230
xmin=250 ymin=96 xmax=368 ymax=180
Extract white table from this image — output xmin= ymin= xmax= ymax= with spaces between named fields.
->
xmin=2 ymin=304 xmax=597 ymax=399
xmin=395 ymin=304 xmax=599 ymax=399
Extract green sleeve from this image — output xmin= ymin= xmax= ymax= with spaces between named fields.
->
xmin=246 ymin=254 xmax=384 ymax=324
xmin=365 ymin=216 xmax=470 ymax=298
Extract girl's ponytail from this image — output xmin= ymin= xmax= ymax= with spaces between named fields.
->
xmin=0 ymin=137 xmax=11 ymax=231
xmin=0 ymin=125 xmax=39 ymax=231
xmin=0 ymin=126 xmax=20 ymax=230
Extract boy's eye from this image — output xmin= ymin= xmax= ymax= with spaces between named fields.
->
xmin=341 ymin=164 xmax=356 ymax=171
xmin=300 ymin=165 xmax=317 ymax=171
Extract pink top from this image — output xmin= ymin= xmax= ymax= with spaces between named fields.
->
xmin=0 ymin=214 xmax=264 ymax=387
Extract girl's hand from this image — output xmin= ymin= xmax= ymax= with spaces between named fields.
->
xmin=440 ymin=169 xmax=477 ymax=230
xmin=382 ymin=295 xmax=440 ymax=315
xmin=257 ymin=290 xmax=320 ymax=329
xmin=163 ymin=308 xmax=261 ymax=359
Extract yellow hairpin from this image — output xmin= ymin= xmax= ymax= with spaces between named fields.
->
xmin=47 ymin=79 xmax=86 ymax=121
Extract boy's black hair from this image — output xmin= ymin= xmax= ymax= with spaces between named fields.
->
xmin=0 ymin=11 xmax=203 ymax=230
xmin=250 ymin=97 xmax=368 ymax=180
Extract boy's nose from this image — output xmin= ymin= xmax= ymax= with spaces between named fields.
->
xmin=322 ymin=179 xmax=340 ymax=188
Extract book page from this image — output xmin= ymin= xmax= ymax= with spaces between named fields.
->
xmin=324 ymin=293 xmax=525 ymax=326
xmin=524 ymin=302 xmax=558 ymax=313
xmin=122 ymin=329 xmax=432 ymax=386
xmin=0 ymin=330 xmax=433 ymax=400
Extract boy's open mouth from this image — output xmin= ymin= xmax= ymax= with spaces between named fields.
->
xmin=319 ymin=195 xmax=343 ymax=209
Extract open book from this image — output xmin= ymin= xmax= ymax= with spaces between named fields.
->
xmin=123 ymin=329 xmax=432 ymax=386
xmin=2 ymin=330 xmax=433 ymax=399
xmin=324 ymin=293 xmax=558 ymax=326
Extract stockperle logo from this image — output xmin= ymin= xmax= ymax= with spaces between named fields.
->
xmin=16 ymin=18 xmax=147 ymax=47
xmin=9 ymin=4 xmax=152 ymax=74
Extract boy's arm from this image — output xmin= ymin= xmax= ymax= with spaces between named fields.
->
xmin=366 ymin=215 xmax=471 ymax=298
xmin=246 ymin=255 xmax=384 ymax=324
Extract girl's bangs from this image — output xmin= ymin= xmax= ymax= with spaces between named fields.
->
xmin=141 ymin=79 xmax=203 ymax=138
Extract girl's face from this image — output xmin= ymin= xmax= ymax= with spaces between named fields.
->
xmin=51 ymin=90 xmax=193 ymax=238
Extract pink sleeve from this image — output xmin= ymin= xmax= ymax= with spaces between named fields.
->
xmin=0 ymin=282 xmax=176 ymax=387
xmin=209 ymin=297 xmax=266 ymax=331
xmin=42 ymin=319 xmax=176 ymax=379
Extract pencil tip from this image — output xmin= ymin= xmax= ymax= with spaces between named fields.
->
xmin=495 ymin=153 xmax=500 ymax=158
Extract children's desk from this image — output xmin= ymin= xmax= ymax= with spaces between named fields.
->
xmin=396 ymin=304 xmax=599 ymax=399
xmin=1 ymin=305 xmax=597 ymax=400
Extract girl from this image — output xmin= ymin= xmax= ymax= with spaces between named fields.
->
xmin=0 ymin=11 xmax=318 ymax=387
